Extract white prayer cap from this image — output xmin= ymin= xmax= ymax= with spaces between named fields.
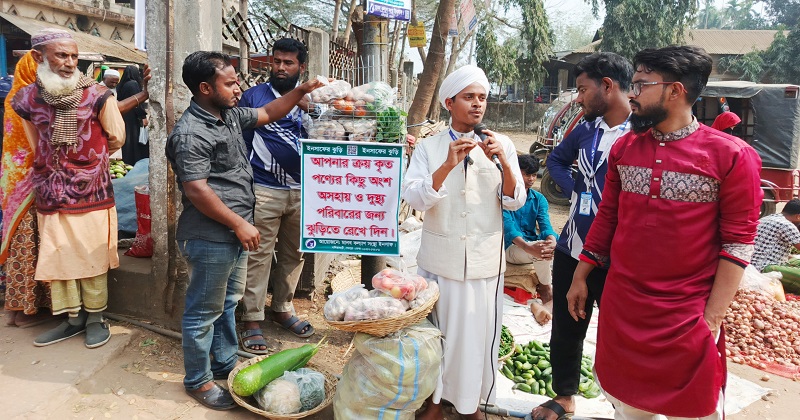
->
xmin=31 ymin=28 xmax=74 ymax=48
xmin=104 ymin=69 xmax=121 ymax=78
xmin=439 ymin=65 xmax=490 ymax=107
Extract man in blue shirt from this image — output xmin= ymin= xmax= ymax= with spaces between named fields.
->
xmin=532 ymin=52 xmax=632 ymax=420
xmin=238 ymin=38 xmax=314 ymax=353
xmin=503 ymin=154 xmax=558 ymax=303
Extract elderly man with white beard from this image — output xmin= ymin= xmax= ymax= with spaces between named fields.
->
xmin=11 ymin=28 xmax=126 ymax=349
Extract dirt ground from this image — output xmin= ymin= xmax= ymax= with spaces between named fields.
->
xmin=79 ymin=129 xmax=794 ymax=420
xmin=4 ymin=130 xmax=796 ymax=419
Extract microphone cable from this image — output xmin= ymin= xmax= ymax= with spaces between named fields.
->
xmin=483 ymin=163 xmax=505 ymax=420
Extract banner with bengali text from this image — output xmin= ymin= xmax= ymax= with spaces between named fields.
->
xmin=366 ymin=0 xmax=411 ymax=21
xmin=300 ymin=140 xmax=404 ymax=256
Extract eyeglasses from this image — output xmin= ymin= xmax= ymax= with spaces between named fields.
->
xmin=632 ymin=81 xmax=677 ymax=96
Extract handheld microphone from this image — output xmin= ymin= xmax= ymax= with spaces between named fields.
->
xmin=473 ymin=123 xmax=503 ymax=171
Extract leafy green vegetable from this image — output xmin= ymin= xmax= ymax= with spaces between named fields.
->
xmin=375 ymin=106 xmax=407 ymax=143
xmin=498 ymin=325 xmax=514 ymax=359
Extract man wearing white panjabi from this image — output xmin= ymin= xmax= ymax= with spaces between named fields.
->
xmin=402 ymin=65 xmax=525 ymax=419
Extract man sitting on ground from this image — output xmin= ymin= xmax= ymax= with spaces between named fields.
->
xmin=751 ymin=199 xmax=800 ymax=272
xmin=502 ymin=154 xmax=557 ymax=304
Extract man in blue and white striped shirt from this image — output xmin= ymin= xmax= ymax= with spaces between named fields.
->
xmin=533 ymin=52 xmax=632 ymax=420
xmin=238 ymin=38 xmax=314 ymax=353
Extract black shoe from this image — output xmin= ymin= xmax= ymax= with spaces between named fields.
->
xmin=186 ymin=382 xmax=237 ymax=411
xmin=85 ymin=321 xmax=111 ymax=348
xmin=34 ymin=321 xmax=86 ymax=347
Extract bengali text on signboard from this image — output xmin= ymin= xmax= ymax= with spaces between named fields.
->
xmin=300 ymin=140 xmax=404 ymax=256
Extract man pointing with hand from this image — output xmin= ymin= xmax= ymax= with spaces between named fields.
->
xmin=166 ymin=51 xmax=322 ymax=411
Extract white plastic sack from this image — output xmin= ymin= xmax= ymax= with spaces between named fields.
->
xmin=333 ymin=320 xmax=443 ymax=419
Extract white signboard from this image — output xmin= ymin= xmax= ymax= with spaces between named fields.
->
xmin=300 ymin=140 xmax=404 ymax=256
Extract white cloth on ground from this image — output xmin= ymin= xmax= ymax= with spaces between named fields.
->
xmin=422 ymin=269 xmax=504 ymax=414
xmin=438 ymin=65 xmax=491 ymax=107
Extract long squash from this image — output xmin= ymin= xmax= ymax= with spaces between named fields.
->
xmin=232 ymin=337 xmax=324 ymax=397
xmin=763 ymin=265 xmax=800 ymax=294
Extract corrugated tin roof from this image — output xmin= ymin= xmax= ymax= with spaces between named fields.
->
xmin=685 ymin=29 xmax=784 ymax=54
xmin=1 ymin=12 xmax=146 ymax=64
xmin=571 ymin=29 xmax=784 ymax=55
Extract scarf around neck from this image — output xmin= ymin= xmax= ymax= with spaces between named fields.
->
xmin=36 ymin=75 xmax=97 ymax=148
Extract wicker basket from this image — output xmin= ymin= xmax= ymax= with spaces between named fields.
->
xmin=498 ymin=339 xmax=516 ymax=363
xmin=325 ymin=288 xmax=439 ymax=337
xmin=227 ymin=359 xmax=337 ymax=419
xmin=330 ymin=266 xmax=362 ymax=293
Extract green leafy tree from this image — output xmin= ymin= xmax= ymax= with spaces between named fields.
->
xmin=499 ymin=0 xmax=552 ymax=92
xmin=718 ymin=50 xmax=765 ymax=81
xmin=550 ymin=13 xmax=596 ymax=51
xmin=588 ymin=0 xmax=698 ymax=60
xmin=476 ymin=21 xmax=519 ymax=96
xmin=696 ymin=0 xmax=724 ymax=28
xmin=763 ymin=0 xmax=800 ymax=27
xmin=763 ymin=26 xmax=800 ymax=83
xmin=722 ymin=0 xmax=769 ymax=29
xmin=716 ymin=25 xmax=800 ymax=84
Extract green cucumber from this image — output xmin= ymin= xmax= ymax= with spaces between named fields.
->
xmin=516 ymin=383 xmax=532 ymax=393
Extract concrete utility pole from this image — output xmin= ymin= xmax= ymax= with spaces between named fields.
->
xmin=239 ymin=0 xmax=249 ymax=76
xmin=140 ymin=0 xmax=224 ymax=328
xmin=358 ymin=9 xmax=389 ymax=288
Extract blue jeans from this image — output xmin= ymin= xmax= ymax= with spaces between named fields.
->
xmin=178 ymin=239 xmax=247 ymax=390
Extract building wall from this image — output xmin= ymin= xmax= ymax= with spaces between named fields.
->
xmin=3 ymin=0 xmax=135 ymax=42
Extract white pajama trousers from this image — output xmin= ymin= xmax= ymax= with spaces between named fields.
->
xmin=604 ymin=390 xmax=724 ymax=420
xmin=426 ymin=273 xmax=504 ymax=415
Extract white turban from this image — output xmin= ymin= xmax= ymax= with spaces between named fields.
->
xmin=104 ymin=69 xmax=121 ymax=78
xmin=439 ymin=65 xmax=491 ymax=107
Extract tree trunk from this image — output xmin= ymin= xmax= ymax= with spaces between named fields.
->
xmin=406 ymin=0 xmax=455 ymax=136
xmin=331 ymin=0 xmax=344 ymax=41
xmin=342 ymin=0 xmax=359 ymax=46
xmin=426 ymin=36 xmax=457 ymax=121
xmin=388 ymin=20 xmax=401 ymax=70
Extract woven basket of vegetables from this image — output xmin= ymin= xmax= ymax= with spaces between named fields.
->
xmin=498 ymin=325 xmax=516 ymax=363
xmin=228 ymin=359 xmax=337 ymax=419
xmin=325 ymin=288 xmax=439 ymax=337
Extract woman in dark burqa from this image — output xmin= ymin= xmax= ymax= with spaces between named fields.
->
xmin=117 ymin=65 xmax=149 ymax=165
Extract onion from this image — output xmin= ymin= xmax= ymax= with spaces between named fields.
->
xmin=723 ymin=289 xmax=800 ymax=371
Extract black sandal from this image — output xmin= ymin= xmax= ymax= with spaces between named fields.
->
xmin=186 ymin=382 xmax=237 ymax=411
xmin=533 ymin=399 xmax=574 ymax=420
xmin=239 ymin=328 xmax=270 ymax=355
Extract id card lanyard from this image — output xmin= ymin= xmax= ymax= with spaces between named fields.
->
xmin=579 ymin=119 xmax=629 ymax=216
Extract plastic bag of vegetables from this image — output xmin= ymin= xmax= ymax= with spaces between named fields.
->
xmin=306 ymin=119 xmax=346 ymax=141
xmin=371 ymin=268 xmax=428 ymax=300
xmin=323 ymin=285 xmax=370 ymax=321
xmin=409 ymin=281 xmax=438 ymax=309
xmin=334 ymin=320 xmax=443 ymax=419
xmin=343 ymin=296 xmax=409 ymax=321
xmin=282 ymin=368 xmax=326 ymax=412
xmin=253 ymin=378 xmax=302 ymax=414
xmin=349 ymin=81 xmax=396 ymax=113
xmin=341 ymin=119 xmax=377 ymax=142
xmin=309 ymin=79 xmax=351 ymax=103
